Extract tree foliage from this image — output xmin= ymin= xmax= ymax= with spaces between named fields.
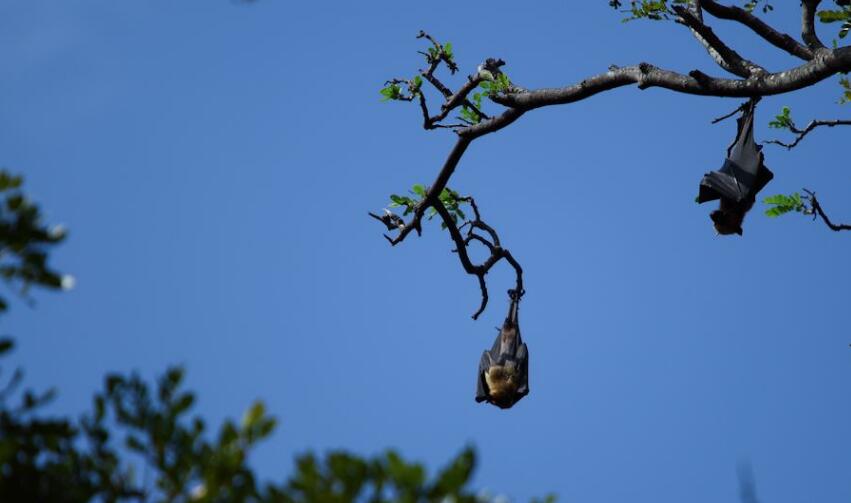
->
xmin=0 ymin=170 xmax=70 ymax=314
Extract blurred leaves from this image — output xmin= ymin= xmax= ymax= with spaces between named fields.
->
xmin=818 ymin=4 xmax=851 ymax=39
xmin=0 ymin=344 xmax=523 ymax=501
xmin=742 ymin=0 xmax=773 ymax=14
xmin=839 ymin=76 xmax=851 ymax=104
xmin=609 ymin=0 xmax=694 ymax=22
xmin=0 ymin=169 xmax=70 ymax=315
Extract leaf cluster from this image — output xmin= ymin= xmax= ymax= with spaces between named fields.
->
xmin=389 ymin=185 xmax=469 ymax=230
xmin=461 ymin=73 xmax=511 ymax=125
xmin=429 ymin=187 xmax=467 ymax=229
xmin=272 ymin=447 xmax=483 ymax=503
xmin=818 ymin=4 xmax=851 ymax=39
xmin=610 ymin=0 xmax=692 ymax=22
xmin=380 ymin=76 xmax=423 ymax=102
xmin=0 ymin=332 xmax=278 ymax=502
xmin=742 ymin=1 xmax=773 ymax=14
xmin=0 ymin=170 xmax=69 ymax=313
xmin=0 ymin=333 xmax=522 ymax=502
xmin=768 ymin=106 xmax=794 ymax=130
xmin=840 ymin=76 xmax=851 ymax=104
xmin=609 ymin=1 xmax=777 ymax=21
xmin=763 ymin=192 xmax=805 ymax=217
xmin=424 ymin=39 xmax=457 ymax=73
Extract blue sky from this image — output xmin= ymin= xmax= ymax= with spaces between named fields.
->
xmin=2 ymin=1 xmax=851 ymax=501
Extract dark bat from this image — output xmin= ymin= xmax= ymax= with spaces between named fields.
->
xmin=697 ymin=99 xmax=774 ymax=236
xmin=476 ymin=290 xmax=529 ymax=409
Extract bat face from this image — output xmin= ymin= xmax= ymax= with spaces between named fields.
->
xmin=710 ymin=194 xmax=756 ymax=235
xmin=710 ymin=208 xmax=744 ymax=236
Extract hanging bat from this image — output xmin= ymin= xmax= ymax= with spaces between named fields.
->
xmin=476 ymin=290 xmax=529 ymax=409
xmin=697 ymin=98 xmax=774 ymax=236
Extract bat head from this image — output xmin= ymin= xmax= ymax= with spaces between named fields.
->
xmin=483 ymin=362 xmax=525 ymax=409
xmin=710 ymin=209 xmax=744 ymax=236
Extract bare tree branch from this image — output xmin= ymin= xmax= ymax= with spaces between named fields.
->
xmin=804 ymin=189 xmax=851 ymax=231
xmin=710 ymin=100 xmax=749 ymax=123
xmin=674 ymin=5 xmax=765 ymax=78
xmin=701 ymin=0 xmax=814 ymax=61
xmin=765 ymin=118 xmax=851 ymax=149
xmin=801 ymin=0 xmax=827 ymax=52
xmin=433 ymin=197 xmax=523 ymax=319
xmin=493 ymin=46 xmax=851 ymax=110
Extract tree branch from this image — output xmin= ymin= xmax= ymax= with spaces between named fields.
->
xmin=674 ymin=5 xmax=765 ymax=78
xmin=765 ymin=118 xmax=851 ymax=149
xmin=433 ymin=197 xmax=523 ymax=319
xmin=383 ymin=138 xmax=471 ymax=245
xmin=710 ymin=100 xmax=749 ymax=123
xmin=374 ymin=25 xmax=851 ymax=316
xmin=701 ymin=0 xmax=814 ymax=60
xmin=801 ymin=0 xmax=827 ymax=52
xmin=804 ymin=189 xmax=851 ymax=231
xmin=493 ymin=47 xmax=851 ymax=110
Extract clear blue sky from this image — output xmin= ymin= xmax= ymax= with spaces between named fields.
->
xmin=3 ymin=1 xmax=851 ymax=501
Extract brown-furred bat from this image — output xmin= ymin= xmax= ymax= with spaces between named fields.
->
xmin=476 ymin=290 xmax=528 ymax=409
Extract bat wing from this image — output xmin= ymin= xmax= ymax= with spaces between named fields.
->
xmin=475 ymin=350 xmax=492 ymax=403
xmin=752 ymin=163 xmax=774 ymax=196
xmin=489 ymin=328 xmax=503 ymax=354
xmin=698 ymin=100 xmax=772 ymax=204
xmin=516 ymin=342 xmax=529 ymax=397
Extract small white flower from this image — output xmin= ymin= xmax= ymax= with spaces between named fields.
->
xmin=48 ymin=224 xmax=67 ymax=240
xmin=60 ymin=275 xmax=76 ymax=291
xmin=190 ymin=483 xmax=207 ymax=500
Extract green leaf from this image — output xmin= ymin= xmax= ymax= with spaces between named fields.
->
xmin=411 ymin=184 xmax=426 ymax=197
xmin=379 ymin=83 xmax=401 ymax=102
xmin=768 ymin=106 xmax=793 ymax=129
xmin=242 ymin=401 xmax=266 ymax=429
xmin=818 ymin=9 xmax=851 ymax=24
xmin=763 ymin=192 xmax=804 ymax=217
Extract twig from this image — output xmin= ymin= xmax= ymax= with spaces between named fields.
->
xmin=804 ymin=189 xmax=851 ymax=231
xmin=711 ymin=100 xmax=749 ymax=124
xmin=765 ymin=119 xmax=851 ymax=149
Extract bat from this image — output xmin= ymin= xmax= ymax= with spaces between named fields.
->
xmin=476 ymin=289 xmax=529 ymax=409
xmin=697 ymin=98 xmax=774 ymax=236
